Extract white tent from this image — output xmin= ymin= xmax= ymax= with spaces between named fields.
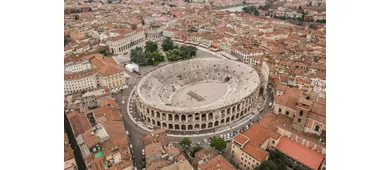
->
xmin=125 ymin=63 xmax=139 ymax=73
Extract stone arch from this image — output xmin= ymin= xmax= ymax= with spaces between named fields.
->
xmin=147 ymin=117 xmax=151 ymax=123
xmin=157 ymin=121 xmax=161 ymax=127
xmin=188 ymin=115 xmax=193 ymax=122
xmin=195 ymin=124 xmax=200 ymax=129
xmin=208 ymin=112 xmax=213 ymax=120
xmin=208 ymin=122 xmax=213 ymax=128
xmin=143 ymin=115 xmax=146 ymax=121
xmin=163 ymin=122 xmax=167 ymax=129
xmin=181 ymin=115 xmax=186 ymax=122
xmin=227 ymin=108 xmax=231 ymax=115
xmin=181 ymin=125 xmax=186 ymax=130
xmin=221 ymin=109 xmax=225 ymax=115
xmin=174 ymin=114 xmax=179 ymax=122
xmin=168 ymin=114 xmax=173 ymax=121
xmin=240 ymin=111 xmax=243 ymax=117
xmin=201 ymin=123 xmax=206 ymax=129
xmin=221 ymin=119 xmax=225 ymax=124
xmin=175 ymin=124 xmax=180 ymax=130
xmin=162 ymin=113 xmax=167 ymax=120
xmin=232 ymin=106 xmax=236 ymax=113
xmin=201 ymin=113 xmax=206 ymax=121
xmin=214 ymin=121 xmax=219 ymax=127
xmin=195 ymin=113 xmax=200 ymax=121
xmin=188 ymin=124 xmax=193 ymax=130
xmin=231 ymin=115 xmax=235 ymax=121
xmin=156 ymin=112 xmax=160 ymax=119
xmin=151 ymin=110 xmax=155 ymax=117
xmin=152 ymin=119 xmax=155 ymax=125
xmin=146 ymin=108 xmax=150 ymax=114
xmin=168 ymin=124 xmax=173 ymax=129
xmin=226 ymin=117 xmax=230 ymax=123
xmin=236 ymin=114 xmax=239 ymax=119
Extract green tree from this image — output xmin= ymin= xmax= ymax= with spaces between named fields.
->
xmin=268 ymin=150 xmax=287 ymax=170
xmin=145 ymin=41 xmax=158 ymax=52
xmin=254 ymin=10 xmax=260 ymax=16
xmin=242 ymin=7 xmax=251 ymax=14
xmin=179 ymin=137 xmax=192 ymax=149
xmin=210 ymin=137 xmax=226 ymax=152
xmin=297 ymin=6 xmax=304 ymax=14
xmin=166 ymin=49 xmax=183 ymax=61
xmin=190 ymin=146 xmax=203 ymax=157
xmin=131 ymin=47 xmax=147 ymax=65
xmin=162 ymin=38 xmax=174 ymax=51
xmin=254 ymin=160 xmax=278 ymax=170
xmin=309 ymin=24 xmax=317 ymax=30
xmin=151 ymin=51 xmax=164 ymax=62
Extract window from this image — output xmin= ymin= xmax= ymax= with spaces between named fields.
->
xmin=241 ymin=158 xmax=243 ymax=160
xmin=272 ymin=140 xmax=275 ymax=144
xmin=278 ymin=108 xmax=282 ymax=113
xmin=300 ymin=110 xmax=303 ymax=116
xmin=315 ymin=125 xmax=320 ymax=132
xmin=298 ymin=118 xmax=301 ymax=123
xmin=286 ymin=111 xmax=289 ymax=116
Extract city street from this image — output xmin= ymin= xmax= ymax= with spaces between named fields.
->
xmin=112 ymin=48 xmax=275 ymax=169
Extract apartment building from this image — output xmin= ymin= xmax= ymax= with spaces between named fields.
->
xmin=231 ymin=123 xmax=280 ymax=170
xmin=144 ymin=129 xmax=193 ymax=170
xmin=64 ymin=133 xmax=78 ymax=170
xmin=64 ymin=54 xmax=125 ymax=95
xmin=67 ymin=98 xmax=133 ymax=170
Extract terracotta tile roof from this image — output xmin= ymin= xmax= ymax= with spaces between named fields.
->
xmin=81 ymin=128 xmax=99 ymax=149
xmin=90 ymin=157 xmax=105 ymax=170
xmin=276 ymin=137 xmax=324 ymax=170
xmin=145 ymin=142 xmax=163 ymax=159
xmin=64 ymin=133 xmax=69 ymax=144
xmin=241 ymin=123 xmax=280 ymax=161
xmin=68 ymin=111 xmax=92 ymax=136
xmin=146 ymin=158 xmax=169 ymax=170
xmin=64 ymin=144 xmax=74 ymax=161
xmin=198 ymin=155 xmax=236 ymax=170
xmin=166 ymin=145 xmax=180 ymax=157
xmin=64 ymin=68 xmax=98 ymax=80
xmin=160 ymin=160 xmax=193 ymax=170
xmin=100 ymin=120 xmax=128 ymax=156
xmin=233 ymin=133 xmax=249 ymax=145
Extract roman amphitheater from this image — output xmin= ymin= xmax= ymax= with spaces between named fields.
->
xmin=135 ymin=58 xmax=261 ymax=132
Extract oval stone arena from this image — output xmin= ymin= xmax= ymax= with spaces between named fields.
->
xmin=135 ymin=58 xmax=261 ymax=132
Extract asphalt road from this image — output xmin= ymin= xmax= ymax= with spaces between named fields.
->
xmin=112 ymin=50 xmax=275 ymax=169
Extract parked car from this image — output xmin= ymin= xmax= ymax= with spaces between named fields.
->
xmin=227 ymin=133 xmax=230 ymax=139
xmin=226 ymin=138 xmax=232 ymax=142
xmin=259 ymin=116 xmax=263 ymax=120
xmin=129 ymin=144 xmax=133 ymax=149
xmin=126 ymin=131 xmax=129 ymax=136
xmin=142 ymin=149 xmax=145 ymax=155
xmin=269 ymin=102 xmax=273 ymax=107
xmin=196 ymin=142 xmax=201 ymax=145
xmin=259 ymin=107 xmax=264 ymax=113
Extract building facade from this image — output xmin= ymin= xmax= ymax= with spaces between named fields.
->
xmin=106 ymin=29 xmax=146 ymax=55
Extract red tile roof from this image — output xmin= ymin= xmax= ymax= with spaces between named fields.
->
xmin=233 ymin=133 xmax=249 ymax=145
xmin=68 ymin=111 xmax=92 ymax=136
xmin=276 ymin=137 xmax=325 ymax=170
xmin=198 ymin=155 xmax=236 ymax=170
